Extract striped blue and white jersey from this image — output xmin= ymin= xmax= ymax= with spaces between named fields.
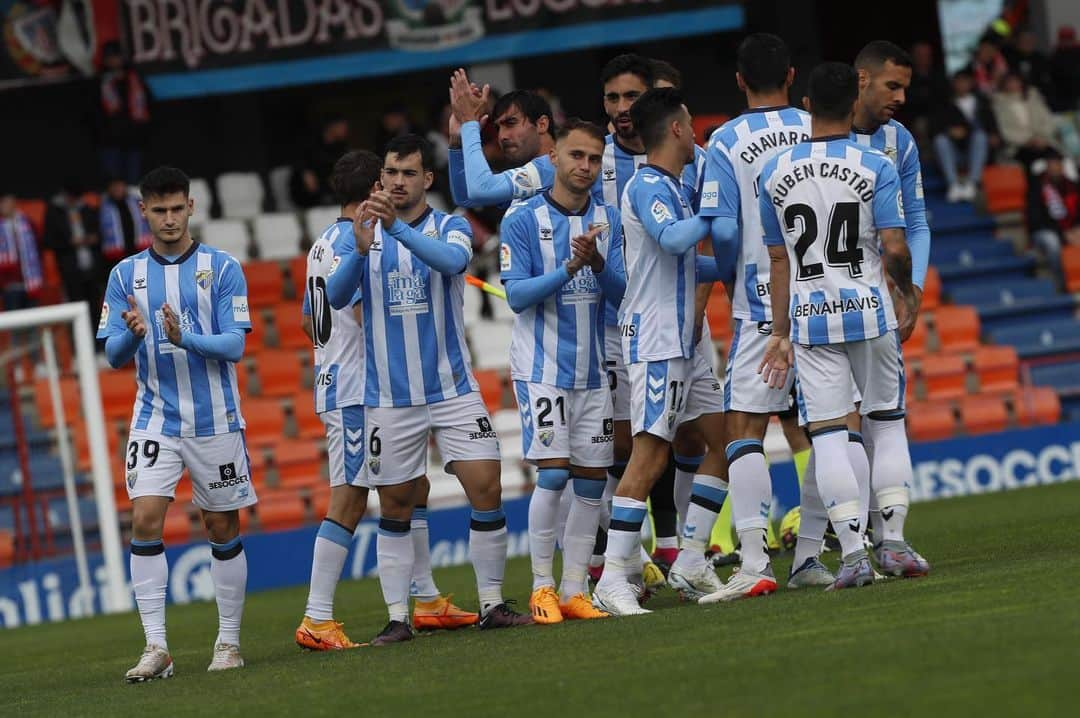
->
xmin=97 ymin=243 xmax=250 ymax=437
xmin=592 ymin=134 xmax=706 ymax=325
xmin=302 ymin=219 xmax=365 ymax=414
xmin=699 ymin=106 xmax=812 ymax=321
xmin=620 ymin=164 xmax=698 ymax=362
xmin=500 ymin=193 xmax=623 ymax=390
xmin=360 ymin=208 xmax=478 ymax=408
xmin=758 ymin=137 xmax=906 ymax=346
xmin=851 ymin=119 xmax=931 ymax=288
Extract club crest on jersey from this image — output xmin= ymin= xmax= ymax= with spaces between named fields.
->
xmin=511 ymin=169 xmax=534 ymax=192
xmin=500 ymin=243 xmax=512 ymax=271
xmin=195 ymin=269 xmax=213 ymax=289
xmin=883 ymin=145 xmax=898 ymax=162
xmin=651 ymin=199 xmax=673 ymax=223
xmin=368 ymin=456 xmax=381 ymax=475
xmin=538 ymin=429 xmax=555 ymax=447
xmin=126 ymin=470 xmax=137 ymax=489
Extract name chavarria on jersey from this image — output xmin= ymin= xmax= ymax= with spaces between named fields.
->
xmin=448 ymin=120 xmax=555 ymax=209
xmin=327 ymin=207 xmax=479 ymax=408
xmin=758 ymin=136 xmax=907 ymax=345
xmin=499 ymin=192 xmax=626 ymax=389
xmin=620 ymin=164 xmax=699 ymax=362
xmin=699 ymin=106 xmax=812 ymax=321
xmin=97 ymin=242 xmax=251 ymax=436
xmin=303 ymin=219 xmax=365 ymax=414
xmin=851 ymin=119 xmax=930 ymax=288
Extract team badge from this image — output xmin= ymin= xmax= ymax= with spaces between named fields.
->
xmin=368 ymin=456 xmax=381 ymax=475
xmin=126 ymin=470 xmax=137 ymax=489
xmin=883 ymin=146 xmax=898 ymax=163
xmin=195 ymin=269 xmax=213 ymax=289
xmin=538 ymin=429 xmax=555 ymax=447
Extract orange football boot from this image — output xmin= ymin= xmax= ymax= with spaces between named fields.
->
xmin=412 ymin=594 xmax=479 ymax=630
xmin=295 ymin=617 xmax=362 ymax=650
xmin=529 ymin=586 xmax=564 ymax=624
xmin=559 ymin=593 xmax=610 ymax=620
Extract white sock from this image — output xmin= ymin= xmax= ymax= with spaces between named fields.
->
xmin=304 ymin=519 xmax=352 ymax=621
xmin=869 ymin=491 xmax=884 ymax=542
xmin=210 ymin=537 xmax=247 ymax=647
xmin=470 ymin=507 xmax=508 ymax=614
xmin=528 ymin=468 xmax=568 ymax=590
xmin=865 ymin=416 xmax=914 ymax=542
xmin=130 ymin=540 xmax=168 ymax=650
xmin=673 ymin=453 xmax=703 ymax=537
xmin=792 ymin=450 xmax=828 ymax=568
xmin=592 ymin=465 xmax=622 ymax=565
xmin=599 ymin=496 xmax=647 ymax=587
xmin=810 ymin=428 xmax=863 ymax=559
xmin=848 ymin=432 xmax=871 ymax=520
xmin=559 ymin=477 xmax=604 ymax=598
xmin=678 ymin=474 xmax=728 ymax=568
xmin=556 ymin=484 xmax=573 ymax=549
xmin=728 ymin=441 xmax=771 ymax=575
xmin=376 ymin=518 xmax=413 ymax=623
xmin=410 ymin=506 xmax=440 ymax=601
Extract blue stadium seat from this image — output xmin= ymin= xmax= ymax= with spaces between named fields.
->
xmin=0 ymin=504 xmax=14 ymax=530
xmin=990 ymin=319 xmax=1080 ymax=358
xmin=1030 ymin=360 xmax=1080 ymax=393
xmin=47 ymin=496 xmax=99 ymax=532
xmin=931 ymin=239 xmax=1015 ymax=266
xmin=925 ymin=204 xmax=996 ymax=234
xmin=948 ymin=278 xmax=1057 ymax=305
xmin=948 ymin=279 xmax=1076 ymax=330
xmin=936 ymin=255 xmax=1036 ymax=283
xmin=1062 ymin=397 xmax=1080 ymax=423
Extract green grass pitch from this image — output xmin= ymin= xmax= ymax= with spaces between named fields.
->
xmin=3 ymin=481 xmax=1078 ymax=716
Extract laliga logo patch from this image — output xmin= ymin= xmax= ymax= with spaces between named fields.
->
xmin=651 ymin=199 xmax=673 ymax=224
xmin=896 ymin=191 xmax=905 ymax=219
xmin=99 ymin=301 xmax=110 ymax=331
xmin=195 ymin=269 xmax=213 ymax=289
xmin=539 ymin=429 xmax=555 ymax=447
xmin=499 ymin=243 xmax=512 ymax=271
xmin=328 ymin=256 xmax=341 ymax=276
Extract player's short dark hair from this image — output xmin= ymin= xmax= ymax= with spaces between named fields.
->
xmin=650 ymin=59 xmax=682 ymax=88
xmin=854 ymin=40 xmax=913 ymax=72
xmin=737 ymin=33 xmax=792 ymax=92
xmin=329 ymin=150 xmax=381 ymax=207
xmin=554 ymin=117 xmax=606 ymax=145
xmin=601 ymin=53 xmax=654 ymax=89
xmin=629 ymin=87 xmax=686 ymax=152
xmin=385 ymin=134 xmax=434 ymax=171
xmin=492 ymin=90 xmax=554 ymax=136
xmin=807 ymin=62 xmax=859 ymax=121
xmin=139 ymin=166 xmax=189 ymax=200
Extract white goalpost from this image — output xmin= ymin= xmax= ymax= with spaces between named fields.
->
xmin=0 ymin=301 xmax=127 ymax=614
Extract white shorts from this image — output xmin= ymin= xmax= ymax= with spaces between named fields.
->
xmin=364 ymin=392 xmax=501 ymax=486
xmin=321 ymin=405 xmax=370 ymax=489
xmin=629 ymin=354 xmax=725 ymax=442
xmin=513 ymin=381 xmax=615 ymax=467
xmin=124 ymin=429 xmax=258 ymax=512
xmin=604 ymin=324 xmax=630 ymax=422
xmin=793 ymin=331 xmax=906 ymax=424
xmin=724 ymin=319 xmax=795 ymax=414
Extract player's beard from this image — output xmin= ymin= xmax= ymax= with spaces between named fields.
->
xmin=612 ymin=113 xmax=637 ymax=142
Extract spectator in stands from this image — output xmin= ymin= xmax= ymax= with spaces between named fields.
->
xmin=100 ymin=177 xmax=151 ymax=267
xmin=932 ymin=69 xmax=998 ymax=202
xmin=1049 ymin=26 xmax=1080 ymax=112
xmin=426 ymin=100 xmax=453 ymax=172
xmin=1030 ymin=150 xmax=1080 ymax=263
xmin=972 ymin=36 xmax=1009 ymax=96
xmin=900 ymin=41 xmax=950 ymax=145
xmin=1006 ymin=29 xmax=1054 ymax=102
xmin=374 ymin=102 xmax=415 ymax=153
xmin=992 ymin=71 xmax=1060 ymax=168
xmin=44 ymin=180 xmax=103 ymax=326
xmin=97 ymin=41 xmax=151 ymax=186
xmin=290 ymin=116 xmax=350 ymax=208
xmin=0 ymin=190 xmax=43 ymax=311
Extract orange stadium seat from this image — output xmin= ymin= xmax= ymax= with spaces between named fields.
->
xmin=921 ymin=266 xmax=941 ymax=311
xmin=33 ymin=377 xmax=79 ymax=428
xmin=982 ymin=164 xmax=1027 ymax=214
xmin=289 ymin=391 xmax=324 ymax=440
xmin=242 ymin=398 xmax=287 ymax=446
xmin=933 ymin=305 xmax=980 ymax=353
xmin=310 ymin=486 xmax=331 ymax=521
xmin=244 ymin=260 xmax=286 ymax=308
xmin=906 ymin=401 xmax=957 ymax=442
xmin=272 ymin=439 xmax=322 ymax=476
xmin=693 ymin=114 xmax=730 ymax=144
xmin=246 ymin=309 xmax=269 ymax=351
xmin=1014 ymin=387 xmax=1061 ymax=426
xmin=960 ymin=394 xmax=1009 ymax=435
xmin=162 ymin=509 xmax=192 ymax=544
xmin=972 ymin=345 xmax=1019 ymax=393
xmin=921 ymin=353 xmax=968 ymax=401
xmin=474 ymin=369 xmax=505 ymax=413
xmin=289 ymin=255 xmax=308 ymax=299
xmin=0 ymin=530 xmax=15 ymax=568
xmin=1063 ymin=245 xmax=1080 ymax=293
xmin=254 ymin=349 xmax=304 ymax=397
xmin=271 ymin=303 xmax=312 ymax=350
xmin=256 ymin=492 xmax=306 ymax=531
xmin=98 ymin=370 xmax=138 ymax=420
xmin=902 ymin=318 xmax=929 ymax=360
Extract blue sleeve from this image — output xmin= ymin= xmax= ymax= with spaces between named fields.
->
xmin=97 ymin=264 xmax=132 ymax=340
xmin=504 ymin=268 xmax=573 ymax=314
xmin=326 ymin=228 xmax=365 ymax=310
xmin=460 ymin=121 xmax=547 ymax=206
xmin=448 ymin=148 xmax=471 ymax=207
xmin=630 ymin=178 xmax=706 ymax=254
xmin=498 ymin=209 xmax=536 ymax=283
xmin=179 ymin=330 xmax=245 ymax=363
xmin=105 ymin=331 xmax=141 ymax=369
xmin=657 ymin=216 xmax=711 ymax=255
xmin=696 ymin=254 xmax=722 ymax=283
xmin=387 ymin=218 xmax=470 ymax=275
xmin=215 ymin=258 xmax=252 ymax=334
xmin=899 ymin=139 xmax=930 ymax=289
xmin=872 ymin=161 xmax=906 ymax=231
xmin=710 ymin=216 xmax=739 ymax=281
xmin=597 ymin=215 xmax=626 ymax=308
xmin=758 ymin=168 xmax=785 ymax=247
xmin=698 ymin=141 xmax=740 ymax=218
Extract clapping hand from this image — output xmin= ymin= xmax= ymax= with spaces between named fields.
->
xmin=121 ymin=295 xmax=147 ymax=338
